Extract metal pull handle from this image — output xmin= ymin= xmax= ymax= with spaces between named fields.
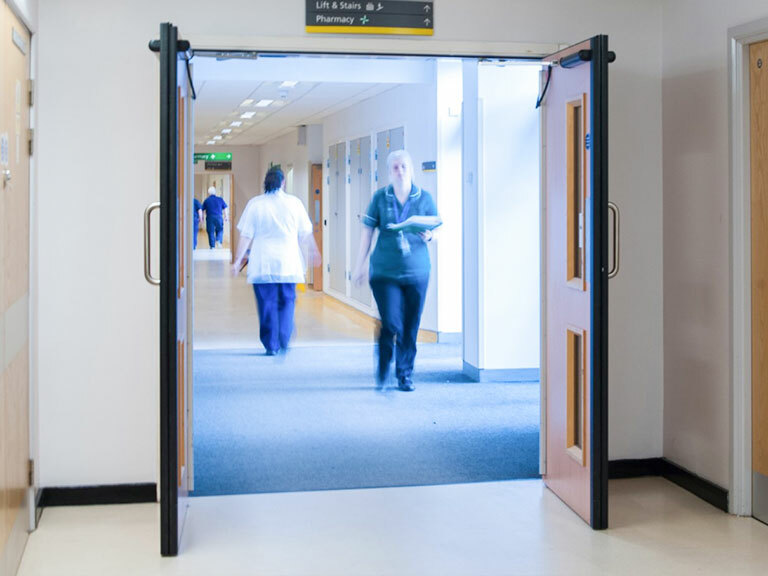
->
xmin=608 ymin=201 xmax=620 ymax=279
xmin=144 ymin=202 xmax=161 ymax=286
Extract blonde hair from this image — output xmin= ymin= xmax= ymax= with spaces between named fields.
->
xmin=386 ymin=149 xmax=414 ymax=178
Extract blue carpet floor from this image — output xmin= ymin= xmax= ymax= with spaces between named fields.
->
xmin=192 ymin=343 xmax=540 ymax=496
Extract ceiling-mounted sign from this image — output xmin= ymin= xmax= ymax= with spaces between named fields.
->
xmin=194 ymin=152 xmax=232 ymax=163
xmin=205 ymin=161 xmax=232 ymax=170
xmin=306 ymin=1 xmax=433 ymax=36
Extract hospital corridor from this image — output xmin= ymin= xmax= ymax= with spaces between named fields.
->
xmin=3 ymin=0 xmax=768 ymax=575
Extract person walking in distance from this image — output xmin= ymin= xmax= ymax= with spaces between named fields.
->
xmin=202 ymin=185 xmax=228 ymax=249
xmin=352 ymin=150 xmax=441 ymax=391
xmin=232 ymin=167 xmax=319 ymax=356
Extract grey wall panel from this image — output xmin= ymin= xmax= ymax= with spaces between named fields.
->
xmin=335 ymin=143 xmax=348 ymax=294
xmin=390 ymin=126 xmax=405 ymax=154
xmin=376 ymin=127 xmax=405 ymax=191
xmin=330 ymin=143 xmax=346 ymax=293
xmin=376 ymin=130 xmax=388 ymax=190
xmin=352 ymin=136 xmax=373 ymax=307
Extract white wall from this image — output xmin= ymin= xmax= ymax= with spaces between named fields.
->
xmin=478 ymin=64 xmax=541 ymax=371
xmin=321 ymin=82 xmax=440 ymax=330
xmin=661 ymin=0 xmax=768 ymax=489
xmin=8 ymin=0 xmax=37 ymax=31
xmin=258 ymin=125 xmax=323 ymax=210
xmin=34 ymin=0 xmax=665 ymax=487
xmin=436 ymin=60 xmax=463 ymax=335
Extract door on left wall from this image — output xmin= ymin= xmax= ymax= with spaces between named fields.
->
xmin=0 ymin=4 xmax=31 ymax=575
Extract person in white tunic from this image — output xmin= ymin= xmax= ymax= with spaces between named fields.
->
xmin=232 ymin=167 xmax=317 ymax=355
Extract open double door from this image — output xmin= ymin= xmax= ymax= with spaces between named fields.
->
xmin=152 ymin=24 xmax=612 ymax=555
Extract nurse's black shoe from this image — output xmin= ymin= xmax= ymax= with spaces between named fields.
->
xmin=265 ymin=349 xmax=278 ymax=356
xmin=397 ymin=377 xmax=415 ymax=392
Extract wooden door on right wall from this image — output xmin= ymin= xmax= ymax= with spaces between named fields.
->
xmin=310 ymin=163 xmax=323 ymax=291
xmin=750 ymin=38 xmax=768 ymax=527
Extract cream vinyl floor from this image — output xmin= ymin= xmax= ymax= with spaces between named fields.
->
xmin=194 ymin=258 xmax=377 ymax=350
xmin=17 ymin=477 xmax=768 ymax=576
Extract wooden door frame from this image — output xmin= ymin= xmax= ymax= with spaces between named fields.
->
xmin=729 ymin=16 xmax=768 ymax=517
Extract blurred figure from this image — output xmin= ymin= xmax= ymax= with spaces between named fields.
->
xmin=352 ymin=150 xmax=441 ymax=392
xmin=232 ymin=167 xmax=319 ymax=356
xmin=192 ymin=196 xmax=202 ymax=250
xmin=202 ymin=185 xmax=228 ymax=249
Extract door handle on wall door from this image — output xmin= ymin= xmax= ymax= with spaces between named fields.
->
xmin=144 ymin=201 xmax=161 ymax=286
xmin=608 ymin=202 xmax=620 ymax=279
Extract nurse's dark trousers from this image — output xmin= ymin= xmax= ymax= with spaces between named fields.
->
xmin=206 ymin=216 xmax=223 ymax=248
xmin=370 ymin=278 xmax=428 ymax=381
xmin=252 ymin=283 xmax=296 ymax=352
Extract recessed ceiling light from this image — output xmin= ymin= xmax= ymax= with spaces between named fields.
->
xmin=221 ymin=128 xmax=232 ymax=134
xmin=230 ymin=121 xmax=243 ymax=127
xmin=280 ymin=81 xmax=298 ymax=88
xmin=206 ymin=140 xmax=216 ymax=145
xmin=213 ymin=135 xmax=223 ymax=141
xmin=240 ymin=99 xmax=254 ymax=107
xmin=255 ymin=99 xmax=274 ymax=107
xmin=240 ymin=111 xmax=256 ymax=119
xmin=272 ymin=100 xmax=285 ymax=107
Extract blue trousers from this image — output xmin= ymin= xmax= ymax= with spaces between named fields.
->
xmin=370 ymin=278 xmax=428 ymax=381
xmin=193 ymin=219 xmax=200 ymax=249
xmin=206 ymin=216 xmax=224 ymax=248
xmin=252 ymin=283 xmax=296 ymax=353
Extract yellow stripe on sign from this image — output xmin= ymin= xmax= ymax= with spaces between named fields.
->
xmin=306 ymin=26 xmax=434 ymax=36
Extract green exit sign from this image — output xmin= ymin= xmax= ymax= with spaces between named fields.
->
xmin=194 ymin=152 xmax=232 ymax=163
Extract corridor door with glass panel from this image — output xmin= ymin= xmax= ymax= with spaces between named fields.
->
xmin=152 ymin=22 xmax=194 ymax=556
xmin=0 ymin=4 xmax=31 ymax=575
xmin=541 ymin=36 xmax=611 ymax=529
xmin=310 ymin=163 xmax=323 ymax=290
xmin=375 ymin=126 xmax=404 ymax=188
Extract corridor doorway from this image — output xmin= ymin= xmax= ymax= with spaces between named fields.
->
xmin=189 ymin=51 xmax=544 ymax=500
xmin=152 ymin=23 xmax=611 ymax=554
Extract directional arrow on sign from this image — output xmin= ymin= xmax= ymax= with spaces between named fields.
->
xmin=424 ymin=17 xmax=431 ymax=26
xmin=424 ymin=4 xmax=431 ymax=12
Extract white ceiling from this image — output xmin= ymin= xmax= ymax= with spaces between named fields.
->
xmin=192 ymin=54 xmax=436 ymax=146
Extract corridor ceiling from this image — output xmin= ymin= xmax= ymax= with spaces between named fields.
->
xmin=192 ymin=54 xmax=435 ymax=146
